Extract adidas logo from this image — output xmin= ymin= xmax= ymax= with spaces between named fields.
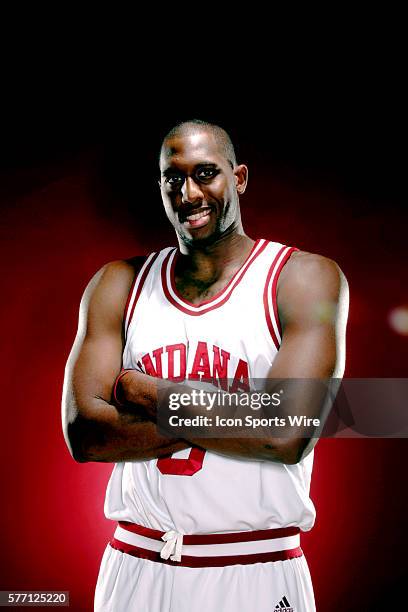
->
xmin=274 ymin=595 xmax=294 ymax=611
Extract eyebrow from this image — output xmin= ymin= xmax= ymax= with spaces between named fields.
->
xmin=162 ymin=168 xmax=182 ymax=176
xmin=162 ymin=163 xmax=219 ymax=176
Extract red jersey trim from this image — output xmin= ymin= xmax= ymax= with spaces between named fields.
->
xmin=161 ymin=239 xmax=268 ymax=316
xmin=125 ymin=252 xmax=160 ymax=335
xmin=110 ymin=538 xmax=303 ymax=567
xmin=123 ymin=270 xmax=142 ymax=329
xmin=118 ymin=521 xmax=300 ymax=545
xmin=263 ymin=246 xmax=298 ymax=350
xmin=272 ymin=247 xmax=298 ymax=336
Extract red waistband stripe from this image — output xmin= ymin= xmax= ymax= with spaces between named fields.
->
xmin=110 ymin=538 xmax=303 ymax=568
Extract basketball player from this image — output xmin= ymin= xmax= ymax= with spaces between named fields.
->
xmin=62 ymin=120 xmax=349 ymax=612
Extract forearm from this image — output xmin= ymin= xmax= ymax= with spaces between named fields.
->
xmin=119 ymin=371 xmax=324 ymax=464
xmin=187 ymin=436 xmax=307 ymax=465
xmin=66 ymin=396 xmax=189 ymax=463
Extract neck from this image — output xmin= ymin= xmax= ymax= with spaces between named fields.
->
xmin=175 ymin=226 xmax=255 ymax=285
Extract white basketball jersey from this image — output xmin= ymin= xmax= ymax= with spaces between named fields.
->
xmin=104 ymin=239 xmax=316 ymax=534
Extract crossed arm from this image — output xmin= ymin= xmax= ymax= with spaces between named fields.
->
xmin=62 ymin=252 xmax=348 ymax=465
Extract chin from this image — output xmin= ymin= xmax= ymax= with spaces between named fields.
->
xmin=179 ymin=230 xmax=218 ymax=249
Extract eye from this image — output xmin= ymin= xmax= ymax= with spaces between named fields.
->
xmin=196 ymin=168 xmax=218 ymax=181
xmin=165 ymin=174 xmax=184 ymax=186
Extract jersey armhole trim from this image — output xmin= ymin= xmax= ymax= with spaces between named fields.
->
xmin=124 ymin=252 xmax=159 ymax=337
xmin=263 ymin=246 xmax=299 ymax=350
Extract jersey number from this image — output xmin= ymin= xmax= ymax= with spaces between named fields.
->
xmin=157 ymin=448 xmax=206 ymax=476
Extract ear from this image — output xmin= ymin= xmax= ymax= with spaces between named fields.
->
xmin=234 ymin=164 xmax=248 ymax=195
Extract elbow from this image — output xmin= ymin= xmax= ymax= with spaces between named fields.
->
xmin=62 ymin=384 xmax=94 ymax=463
xmin=286 ymin=437 xmax=315 ymax=464
xmin=64 ymin=420 xmax=91 ymax=463
xmin=71 ymin=448 xmax=89 ymax=464
xmin=277 ymin=443 xmax=303 ymax=465
xmin=284 ymin=441 xmax=307 ymax=465
xmin=62 ymin=383 xmax=114 ymax=463
xmin=70 ymin=440 xmax=90 ymax=464
xmin=64 ymin=413 xmax=120 ymax=463
xmin=265 ymin=438 xmax=312 ymax=465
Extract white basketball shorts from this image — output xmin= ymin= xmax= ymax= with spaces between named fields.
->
xmin=94 ymin=522 xmax=316 ymax=612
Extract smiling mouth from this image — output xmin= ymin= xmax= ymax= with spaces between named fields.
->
xmin=180 ymin=207 xmax=212 ymax=227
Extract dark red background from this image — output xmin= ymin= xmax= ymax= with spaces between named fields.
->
xmin=1 ymin=96 xmax=407 ymax=612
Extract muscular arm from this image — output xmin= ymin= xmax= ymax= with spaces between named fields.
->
xmin=118 ymin=252 xmax=349 ymax=464
xmin=61 ymin=260 xmax=189 ymax=463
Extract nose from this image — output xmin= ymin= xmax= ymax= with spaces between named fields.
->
xmin=181 ymin=176 xmax=203 ymax=205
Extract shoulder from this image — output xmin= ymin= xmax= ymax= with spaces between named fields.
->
xmin=84 ymin=256 xmax=145 ymax=297
xmin=279 ymin=250 xmax=348 ymax=297
xmin=80 ymin=256 xmax=148 ymax=322
xmin=277 ymin=250 xmax=349 ymax=326
xmin=95 ymin=256 xmax=147 ymax=287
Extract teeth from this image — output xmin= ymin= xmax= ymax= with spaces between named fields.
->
xmin=186 ymin=209 xmax=211 ymax=221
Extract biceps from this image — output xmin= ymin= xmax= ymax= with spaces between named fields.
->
xmin=67 ymin=332 xmax=123 ymax=414
xmin=269 ymin=324 xmax=339 ymax=379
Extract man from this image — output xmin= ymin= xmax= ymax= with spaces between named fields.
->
xmin=62 ymin=119 xmax=348 ymax=611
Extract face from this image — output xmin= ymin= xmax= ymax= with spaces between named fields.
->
xmin=159 ymin=130 xmax=247 ymax=247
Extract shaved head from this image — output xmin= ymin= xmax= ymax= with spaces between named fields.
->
xmin=161 ymin=119 xmax=237 ymax=168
